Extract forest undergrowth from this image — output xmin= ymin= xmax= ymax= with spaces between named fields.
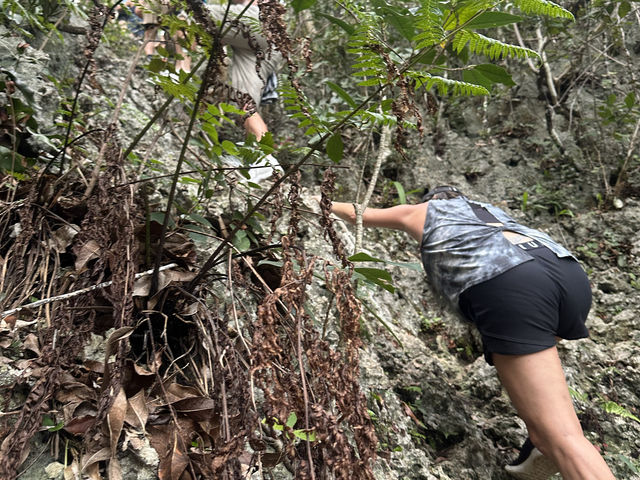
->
xmin=1 ymin=0 xmax=640 ymax=479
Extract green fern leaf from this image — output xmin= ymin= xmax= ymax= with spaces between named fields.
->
xmin=453 ymin=30 xmax=538 ymax=60
xmin=511 ymin=0 xmax=574 ymax=19
xmin=601 ymin=400 xmax=640 ymax=423
xmin=411 ymin=72 xmax=489 ymax=96
xmin=413 ymin=0 xmax=445 ymax=49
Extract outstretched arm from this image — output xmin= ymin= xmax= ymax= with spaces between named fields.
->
xmin=328 ymin=201 xmax=428 ymax=242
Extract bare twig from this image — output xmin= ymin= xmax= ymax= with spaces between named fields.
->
xmin=513 ymin=24 xmax=538 ymax=73
xmin=1 ymin=263 xmax=178 ymax=318
xmin=354 ymin=123 xmax=391 ymax=252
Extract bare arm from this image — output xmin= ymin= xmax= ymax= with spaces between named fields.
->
xmin=329 ymin=201 xmax=428 ymax=242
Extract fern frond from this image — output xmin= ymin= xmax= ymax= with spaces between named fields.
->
xmin=413 ymin=0 xmax=445 ymax=49
xmin=411 ymin=72 xmax=489 ymax=96
xmin=511 ymin=0 xmax=574 ymax=20
xmin=453 ymin=30 xmax=539 ymax=60
xmin=601 ymin=400 xmax=640 ymax=423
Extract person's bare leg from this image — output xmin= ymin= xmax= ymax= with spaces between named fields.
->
xmin=243 ymin=112 xmax=269 ymax=141
xmin=173 ymin=31 xmax=191 ymax=73
xmin=143 ymin=26 xmax=159 ymax=56
xmin=493 ymin=347 xmax=615 ymax=480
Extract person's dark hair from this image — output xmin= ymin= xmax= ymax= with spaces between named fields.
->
xmin=421 ymin=185 xmax=464 ymax=202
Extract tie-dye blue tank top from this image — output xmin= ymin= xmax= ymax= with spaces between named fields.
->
xmin=420 ymin=197 xmax=574 ymax=307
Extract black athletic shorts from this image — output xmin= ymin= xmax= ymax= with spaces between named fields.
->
xmin=458 ymin=245 xmax=591 ymax=365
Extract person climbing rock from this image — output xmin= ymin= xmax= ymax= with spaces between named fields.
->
xmin=207 ymin=0 xmax=284 ymax=183
xmin=323 ymin=186 xmax=616 ymax=480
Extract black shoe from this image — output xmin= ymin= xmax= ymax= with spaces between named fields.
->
xmin=505 ymin=438 xmax=560 ymax=479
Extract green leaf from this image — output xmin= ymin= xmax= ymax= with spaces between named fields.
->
xmin=568 ymin=387 xmax=588 ymax=402
xmin=392 ymin=181 xmax=407 ymax=204
xmin=357 ymin=78 xmax=383 ymax=87
xmin=42 ymin=415 xmax=55 ymax=427
xmin=187 ymin=213 xmax=213 ymax=229
xmin=349 ymin=252 xmax=384 ymax=262
xmin=222 ymin=140 xmax=239 ymax=156
xmin=149 ymin=211 xmax=175 ymax=228
xmin=187 ymin=225 xmax=209 ymax=244
xmin=291 ymin=0 xmax=317 ymax=13
xmin=233 ymin=230 xmax=251 ymax=251
xmin=147 ymin=57 xmax=166 ymax=73
xmin=326 ymin=81 xmax=358 ymax=108
xmin=624 ymin=92 xmax=635 ymax=109
xmin=0 ymin=145 xmax=26 ymax=173
xmin=463 ymin=63 xmax=515 ymax=89
xmin=220 ymin=102 xmax=244 ymax=115
xmin=511 ymin=0 xmax=574 ymax=19
xmin=317 ymin=12 xmax=355 ymax=35
xmin=601 ymin=400 xmax=640 ymax=422
xmin=353 ymin=267 xmax=395 ymax=293
xmin=466 ymin=12 xmax=523 ymax=29
xmin=326 ymin=133 xmax=344 ymax=163
xmin=379 ymin=7 xmax=415 ymax=41
xmin=293 ymin=429 xmax=317 ymax=441
xmin=453 ymin=31 xmax=538 ymax=61
xmin=618 ymin=1 xmax=631 ymax=18
xmin=349 ymin=252 xmax=423 ymax=271
xmin=42 ymin=415 xmax=64 ymax=432
xmin=286 ymin=412 xmax=297 ymax=428
xmin=259 ymin=131 xmax=275 ymax=149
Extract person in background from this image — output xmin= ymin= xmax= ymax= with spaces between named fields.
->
xmin=140 ymin=0 xmax=166 ymax=57
xmin=139 ymin=0 xmax=192 ymax=72
xmin=207 ymin=0 xmax=284 ymax=182
xmin=324 ymin=186 xmax=616 ymax=480
xmin=115 ymin=1 xmax=144 ymax=38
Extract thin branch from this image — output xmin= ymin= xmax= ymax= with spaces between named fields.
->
xmin=1 ymin=263 xmax=178 ymax=318
xmin=354 ymin=124 xmax=391 ymax=252
xmin=513 ymin=24 xmax=538 ymax=73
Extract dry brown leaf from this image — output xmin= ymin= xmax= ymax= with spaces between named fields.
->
xmin=105 ymin=327 xmax=135 ymax=355
xmin=108 ymin=456 xmax=122 ymax=480
xmin=171 ymin=397 xmax=215 ymax=422
xmin=148 ymin=425 xmax=171 ymax=480
xmin=63 ymin=458 xmax=81 ymax=480
xmin=107 ymin=388 xmax=127 ymax=456
xmin=102 ymin=328 xmax=135 ymax=391
xmin=0 ymin=317 xmax=37 ymax=330
xmin=84 ymin=359 xmax=105 ymax=374
xmin=23 ymin=333 xmax=40 ymax=356
xmin=81 ymin=447 xmax=111 ymax=473
xmin=124 ymin=390 xmax=149 ymax=430
xmin=64 ymin=415 xmax=96 ymax=435
xmin=164 ymin=232 xmax=197 ymax=264
xmin=55 ymin=382 xmax=96 ymax=403
xmin=260 ymin=451 xmax=283 ymax=468
xmin=198 ymin=417 xmax=221 ymax=442
xmin=170 ymin=432 xmax=189 ymax=480
xmin=51 ymin=224 xmax=80 ymax=253
xmin=75 ymin=239 xmax=101 ymax=272
xmin=83 ymin=462 xmax=101 ymax=480
xmin=133 ymin=270 xmax=196 ymax=297
xmin=62 ymin=400 xmax=95 ymax=425
xmin=162 ymin=383 xmax=201 ymax=403
xmin=1 ymin=315 xmax=17 ymax=329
